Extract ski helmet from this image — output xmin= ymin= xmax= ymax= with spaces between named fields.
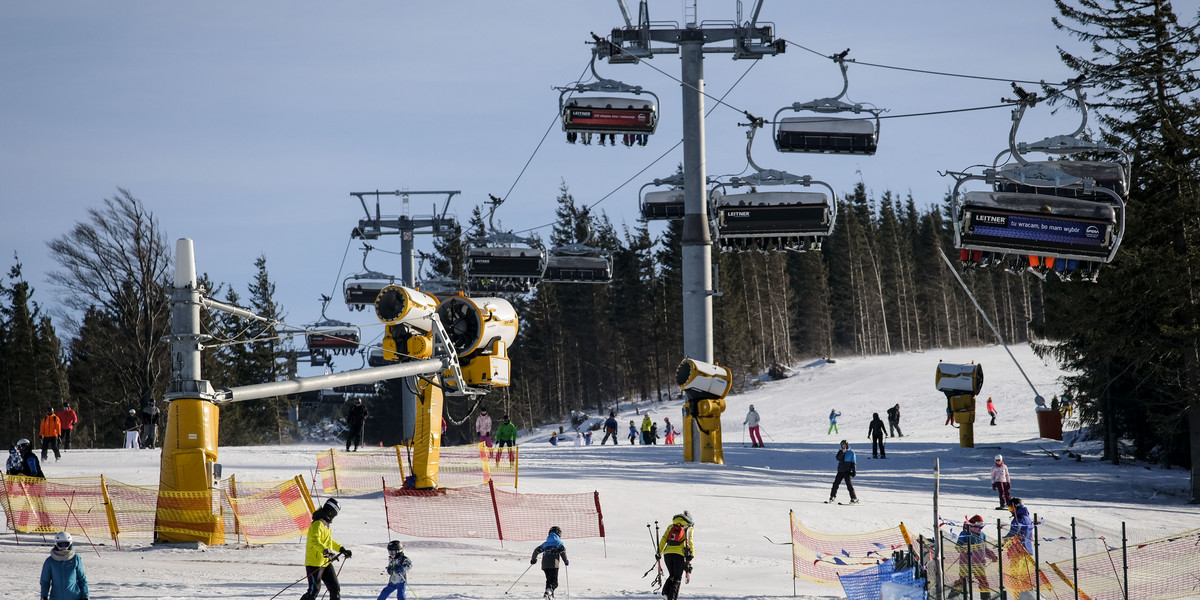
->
xmin=995 ymin=454 xmax=1003 ymax=463
xmin=749 ymin=404 xmax=755 ymax=410
xmin=675 ymin=511 xmax=694 ymax=525
xmin=549 ymin=526 xmax=562 ymax=536
xmin=15 ymin=438 xmax=30 ymax=451
xmin=387 ymin=540 xmax=402 ymax=554
xmin=323 ymin=498 xmax=340 ymax=518
xmin=54 ymin=531 xmax=73 ymax=548
xmin=129 ymin=408 xmax=137 ymax=415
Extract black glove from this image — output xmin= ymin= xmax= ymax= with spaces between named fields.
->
xmin=563 ymin=559 xmax=569 ymax=566
xmin=341 ymin=548 xmax=352 ymax=559
xmin=531 ymin=558 xmax=537 ymax=565
xmin=655 ymin=553 xmax=661 ymax=560
xmin=684 ymin=562 xmax=693 ymax=573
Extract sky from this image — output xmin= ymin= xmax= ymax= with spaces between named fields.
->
xmin=2 ymin=1 xmax=1199 ymax=372
xmin=2 ymin=343 xmax=1195 ymax=599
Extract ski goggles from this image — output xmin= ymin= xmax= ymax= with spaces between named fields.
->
xmin=55 ymin=541 xmax=71 ymax=549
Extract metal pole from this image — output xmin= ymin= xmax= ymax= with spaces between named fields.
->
xmin=1034 ymin=512 xmax=1041 ymax=599
xmin=1072 ymin=517 xmax=1079 ymax=600
xmin=934 ymin=458 xmax=944 ymax=600
xmin=996 ymin=518 xmax=1005 ymax=600
xmin=679 ymin=37 xmax=713 ymax=369
xmin=1121 ymin=521 xmax=1128 ymax=599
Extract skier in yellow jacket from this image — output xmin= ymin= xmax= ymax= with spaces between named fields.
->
xmin=656 ymin=511 xmax=694 ymax=600
xmin=301 ymin=498 xmax=350 ymax=600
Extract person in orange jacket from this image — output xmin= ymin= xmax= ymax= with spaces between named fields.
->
xmin=39 ymin=407 xmax=62 ymax=462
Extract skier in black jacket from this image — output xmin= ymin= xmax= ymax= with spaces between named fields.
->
xmin=345 ymin=399 xmax=368 ymax=452
xmin=868 ymin=413 xmax=887 ymax=458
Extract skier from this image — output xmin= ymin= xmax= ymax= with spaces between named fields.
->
xmin=663 ymin=417 xmax=676 ymax=445
xmin=1004 ymin=498 xmax=1034 ymax=554
xmin=377 ymin=540 xmax=412 ymax=600
xmin=141 ymin=396 xmax=160 ymax=449
xmin=656 ymin=511 xmax=694 ymax=600
xmin=948 ymin=515 xmax=997 ymax=599
xmin=345 ymin=398 xmax=368 ymax=452
xmin=40 ymin=406 xmax=62 ymax=461
xmin=301 ymin=498 xmax=349 ymax=600
xmin=987 ymin=397 xmax=998 ymax=426
xmin=13 ymin=438 xmax=44 ymax=478
xmin=827 ymin=409 xmax=841 ymax=435
xmin=886 ymin=403 xmax=902 ymax=437
xmin=627 ymin=420 xmax=638 ymax=445
xmin=601 ymin=412 xmax=619 ymax=445
xmin=122 ymin=409 xmax=140 ymax=449
xmin=826 ymin=440 xmax=859 ymax=504
xmin=40 ymin=531 xmax=89 ymax=600
xmin=744 ymin=405 xmax=763 ymax=448
xmin=868 ymin=413 xmax=887 ymax=458
xmin=640 ymin=414 xmax=653 ymax=444
xmin=549 ymin=432 xmax=558 ymax=446
xmin=650 ymin=421 xmax=660 ymax=445
xmin=55 ymin=403 xmax=78 ymax=451
xmin=475 ymin=407 xmax=493 ymax=448
xmin=495 ymin=415 xmax=517 ymax=465
xmin=530 ymin=526 xmax=568 ymax=599
xmin=5 ymin=444 xmax=21 ymax=475
xmin=991 ymin=455 xmax=1012 ymax=509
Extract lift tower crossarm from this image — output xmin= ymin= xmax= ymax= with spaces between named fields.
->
xmin=213 ymin=358 xmax=447 ymax=405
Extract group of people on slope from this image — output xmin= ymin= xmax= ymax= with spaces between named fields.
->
xmin=121 ymin=397 xmax=160 ymax=450
xmin=297 ymin=497 xmax=414 ymax=600
xmin=949 ymin=496 xmax=1036 ymax=599
xmin=474 ymin=408 xmax=519 ymax=462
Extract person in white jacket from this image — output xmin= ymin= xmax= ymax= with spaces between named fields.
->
xmin=475 ymin=408 xmax=493 ymax=447
xmin=744 ymin=405 xmax=763 ymax=448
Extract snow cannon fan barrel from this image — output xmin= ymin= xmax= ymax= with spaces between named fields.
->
xmin=935 ymin=362 xmax=984 ymax=398
xmin=436 ymin=294 xmax=519 ymax=388
xmin=676 ymin=358 xmax=732 ymax=400
xmin=375 ymin=285 xmax=440 ymax=360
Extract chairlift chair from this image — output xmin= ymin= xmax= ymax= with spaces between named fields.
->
xmin=542 ymin=238 xmax=614 ymax=284
xmin=557 ymin=44 xmax=659 ymax=147
xmin=637 ymin=174 xmax=722 ymax=222
xmin=343 ymin=274 xmax=397 ymax=311
xmin=305 ymin=328 xmax=361 ymax=356
xmin=772 ymin=51 xmax=882 ymax=155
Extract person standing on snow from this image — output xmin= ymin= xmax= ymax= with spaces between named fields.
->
xmin=140 ymin=396 xmax=160 ymax=449
xmin=531 ymin=526 xmax=569 ymax=600
xmin=122 ymin=409 xmax=140 ymax=449
xmin=301 ymin=498 xmax=349 ymax=600
xmin=14 ymin=439 xmax=44 ymax=478
xmin=886 ymin=403 xmax=902 ymax=437
xmin=55 ymin=404 xmax=78 ymax=451
xmin=40 ymin=407 xmax=62 ymax=462
xmin=827 ymin=409 xmax=841 ymax=435
xmin=601 ymin=412 xmax=619 ymax=445
xmin=627 ymin=420 xmax=638 ymax=445
xmin=5 ymin=445 xmax=21 ymax=475
xmin=475 ymin=407 xmax=493 ymax=448
xmin=495 ymin=415 xmax=517 ymax=465
xmin=377 ymin=540 xmax=412 ymax=600
xmin=650 ymin=421 xmax=660 ymax=444
xmin=826 ymin=440 xmax=859 ymax=504
xmin=986 ymin=397 xmax=998 ymax=426
xmin=1004 ymin=498 xmax=1034 ymax=554
xmin=640 ymin=414 xmax=653 ymax=444
xmin=40 ymin=531 xmax=89 ymax=600
xmin=991 ymin=455 xmax=1012 ymax=509
xmin=949 ymin=515 xmax=997 ymax=599
xmin=744 ymin=405 xmax=763 ymax=448
xmin=345 ymin=398 xmax=368 ymax=452
xmin=868 ymin=413 xmax=887 ymax=458
xmin=656 ymin=511 xmax=694 ymax=600
xmin=663 ymin=418 xmax=676 ymax=445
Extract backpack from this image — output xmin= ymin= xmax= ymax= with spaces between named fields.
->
xmin=665 ymin=523 xmax=688 ymax=546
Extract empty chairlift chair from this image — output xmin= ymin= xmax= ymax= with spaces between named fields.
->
xmin=772 ymin=50 xmax=882 ymax=156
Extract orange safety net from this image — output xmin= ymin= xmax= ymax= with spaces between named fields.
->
xmin=315 ymin=447 xmax=405 ymax=494
xmin=437 ymin=444 xmax=519 ymax=489
xmin=383 ymin=481 xmax=603 ymax=541
xmin=789 ymin=511 xmax=908 ymax=586
xmin=224 ymin=476 xmax=315 ymax=545
xmin=941 ymin=530 xmax=1054 ymax=598
xmin=1045 ymin=528 xmax=1200 ymax=600
xmin=103 ymin=479 xmax=159 ymax=541
xmin=0 ymin=475 xmax=112 ymax=537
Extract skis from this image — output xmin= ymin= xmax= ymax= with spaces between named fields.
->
xmin=838 ymin=501 xmax=861 ymax=505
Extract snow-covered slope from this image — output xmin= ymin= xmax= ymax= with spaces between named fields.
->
xmin=2 ymin=344 xmax=1192 ymax=599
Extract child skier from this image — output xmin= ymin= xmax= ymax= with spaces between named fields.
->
xmin=663 ymin=418 xmax=676 ymax=445
xmin=627 ymin=420 xmax=638 ymax=445
xmin=991 ymin=455 xmax=1012 ymax=509
xmin=377 ymin=540 xmax=412 ymax=600
xmin=530 ymin=526 xmax=569 ymax=599
xmin=827 ymin=409 xmax=841 ymax=435
xmin=40 ymin=531 xmax=89 ymax=600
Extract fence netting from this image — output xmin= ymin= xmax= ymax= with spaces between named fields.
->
xmin=315 ymin=444 xmax=518 ymax=495
xmin=789 ymin=511 xmax=910 ymax=585
xmin=384 ymin=481 xmax=602 ymax=542
xmin=224 ymin=476 xmax=314 ymax=544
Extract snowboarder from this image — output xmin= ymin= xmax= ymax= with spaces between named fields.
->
xmin=475 ymin=407 xmax=493 ymax=448
xmin=826 ymin=440 xmax=859 ymax=504
xmin=986 ymin=397 xmax=997 ymax=426
xmin=656 ymin=511 xmax=694 ymax=600
xmin=55 ymin=403 xmax=78 ymax=451
xmin=40 ymin=531 xmax=89 ymax=600
xmin=377 ymin=540 xmax=412 ymax=600
xmin=530 ymin=526 xmax=568 ymax=599
xmin=13 ymin=438 xmax=44 ymax=478
xmin=827 ymin=409 xmax=841 ymax=435
xmin=991 ymin=454 xmax=1012 ymax=509
xmin=301 ymin=498 xmax=349 ymax=600
xmin=40 ymin=406 xmax=62 ymax=461
xmin=744 ymin=405 xmax=763 ymax=447
xmin=345 ymin=398 xmax=368 ymax=452
xmin=122 ymin=409 xmax=140 ymax=449
xmin=495 ymin=415 xmax=517 ymax=465
xmin=601 ymin=412 xmax=619 ymax=445
xmin=627 ymin=420 xmax=638 ymax=445
xmin=641 ymin=414 xmax=653 ymax=444
xmin=868 ymin=413 xmax=887 ymax=458
xmin=663 ymin=417 xmax=676 ymax=445
xmin=949 ymin=515 xmax=997 ymax=599
xmin=886 ymin=403 xmax=902 ymax=437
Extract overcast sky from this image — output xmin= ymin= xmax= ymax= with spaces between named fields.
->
xmin=3 ymin=1 xmax=1197 ymax=372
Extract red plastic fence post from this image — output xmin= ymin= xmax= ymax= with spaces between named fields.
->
xmin=489 ymin=479 xmax=504 ymax=545
xmin=594 ymin=490 xmax=606 ymax=557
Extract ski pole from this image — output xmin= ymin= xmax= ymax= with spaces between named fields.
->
xmin=564 ymin=561 xmax=570 ymax=600
xmin=760 ymin=427 xmax=775 ymax=441
xmin=63 ymin=493 xmax=100 ymax=559
xmin=505 ymin=562 xmax=535 ymax=594
xmin=268 ymin=573 xmax=309 ymax=600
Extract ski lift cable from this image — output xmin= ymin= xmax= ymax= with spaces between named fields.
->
xmin=512 ymin=59 xmax=761 ymax=236
xmin=608 ymin=38 xmax=754 ymax=117
xmin=782 ymin=39 xmax=1062 ymax=86
xmin=325 ymin=233 xmax=357 ymax=313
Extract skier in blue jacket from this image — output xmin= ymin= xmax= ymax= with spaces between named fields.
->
xmin=530 ymin=526 xmax=569 ymax=599
xmin=826 ymin=440 xmax=859 ymax=504
xmin=40 ymin=531 xmax=89 ymax=600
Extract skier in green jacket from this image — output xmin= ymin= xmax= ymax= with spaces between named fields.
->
xmin=495 ymin=415 xmax=518 ymax=465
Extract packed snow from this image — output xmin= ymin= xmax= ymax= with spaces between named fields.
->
xmin=3 ymin=344 xmax=1194 ymax=599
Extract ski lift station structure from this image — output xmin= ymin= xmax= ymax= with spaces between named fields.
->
xmin=944 ymin=84 xmax=1129 ymax=282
